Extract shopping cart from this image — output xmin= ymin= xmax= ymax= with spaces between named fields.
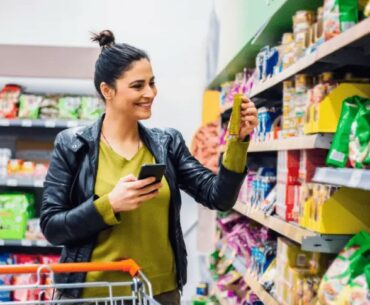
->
xmin=0 ymin=259 xmax=161 ymax=305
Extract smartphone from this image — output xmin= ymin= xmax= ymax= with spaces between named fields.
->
xmin=138 ymin=163 xmax=166 ymax=183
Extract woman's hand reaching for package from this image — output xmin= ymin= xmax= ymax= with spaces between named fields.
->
xmin=239 ymin=96 xmax=258 ymax=141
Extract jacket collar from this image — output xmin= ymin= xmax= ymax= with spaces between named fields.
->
xmin=76 ymin=113 xmax=170 ymax=164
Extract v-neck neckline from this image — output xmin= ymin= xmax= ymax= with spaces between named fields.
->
xmin=100 ymin=139 xmax=145 ymax=162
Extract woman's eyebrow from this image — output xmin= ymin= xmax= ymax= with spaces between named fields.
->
xmin=129 ymin=77 xmax=155 ymax=86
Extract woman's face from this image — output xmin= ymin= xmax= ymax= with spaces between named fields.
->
xmin=106 ymin=58 xmax=157 ymax=120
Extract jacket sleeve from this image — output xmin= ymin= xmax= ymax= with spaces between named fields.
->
xmin=40 ymin=132 xmax=110 ymax=246
xmin=171 ymin=129 xmax=248 ymax=211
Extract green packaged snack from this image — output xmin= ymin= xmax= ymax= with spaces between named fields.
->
xmin=318 ymin=231 xmax=370 ymax=305
xmin=18 ymin=94 xmax=42 ymax=119
xmin=80 ymin=96 xmax=105 ymax=120
xmin=349 ymin=99 xmax=370 ymax=168
xmin=326 ymin=96 xmax=360 ymax=167
xmin=324 ymin=0 xmax=359 ymax=40
xmin=58 ymin=96 xmax=81 ymax=120
xmin=336 ymin=265 xmax=370 ymax=305
xmin=0 ymin=193 xmax=35 ymax=239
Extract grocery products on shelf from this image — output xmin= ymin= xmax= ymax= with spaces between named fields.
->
xmin=0 ymin=193 xmax=35 ymax=240
xmin=0 ymin=84 xmax=105 ymax=121
xmin=326 ymin=95 xmax=370 ymax=169
xmin=0 ymin=254 xmax=60 ymax=302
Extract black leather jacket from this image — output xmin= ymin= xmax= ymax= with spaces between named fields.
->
xmin=40 ymin=115 xmax=247 ymax=297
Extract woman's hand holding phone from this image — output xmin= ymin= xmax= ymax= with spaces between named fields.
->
xmin=108 ymin=174 xmax=162 ymax=212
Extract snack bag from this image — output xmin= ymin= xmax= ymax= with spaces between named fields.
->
xmin=348 ymin=99 xmax=370 ymax=168
xmin=80 ymin=96 xmax=105 ymax=120
xmin=337 ymin=264 xmax=370 ymax=305
xmin=18 ymin=94 xmax=42 ymax=119
xmin=326 ymin=96 xmax=360 ymax=167
xmin=58 ymin=96 xmax=81 ymax=119
xmin=40 ymin=96 xmax=59 ymax=119
xmin=323 ymin=0 xmax=358 ymax=41
xmin=0 ymin=84 xmax=22 ymax=118
xmin=318 ymin=231 xmax=370 ymax=305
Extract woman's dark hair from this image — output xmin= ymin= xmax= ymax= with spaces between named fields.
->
xmin=91 ymin=30 xmax=149 ymax=100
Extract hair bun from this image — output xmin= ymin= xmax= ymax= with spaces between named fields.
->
xmin=91 ymin=30 xmax=115 ymax=48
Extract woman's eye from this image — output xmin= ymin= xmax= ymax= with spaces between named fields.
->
xmin=132 ymin=84 xmax=143 ymax=89
xmin=150 ymin=82 xmax=156 ymax=87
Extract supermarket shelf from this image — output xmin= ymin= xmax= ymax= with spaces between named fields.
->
xmin=0 ymin=177 xmax=44 ymax=188
xmin=0 ymin=239 xmax=59 ymax=248
xmin=233 ymin=201 xmax=350 ymax=253
xmin=222 ymin=244 xmax=279 ymax=305
xmin=244 ymin=271 xmax=279 ymax=305
xmin=250 ymin=17 xmax=370 ymax=98
xmin=207 ymin=0 xmax=322 ymax=89
xmin=0 ymin=118 xmax=92 ymax=129
xmin=248 ymin=134 xmax=332 ymax=152
xmin=313 ymin=167 xmax=370 ymax=191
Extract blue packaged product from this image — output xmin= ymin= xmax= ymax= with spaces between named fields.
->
xmin=0 ymin=253 xmax=13 ymax=301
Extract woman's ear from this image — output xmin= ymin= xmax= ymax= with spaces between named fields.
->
xmin=100 ymin=82 xmax=115 ymax=101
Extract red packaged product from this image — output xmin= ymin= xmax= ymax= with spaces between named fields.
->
xmin=299 ymin=149 xmax=327 ymax=183
xmin=277 ymin=150 xmax=300 ymax=184
xmin=0 ymin=84 xmax=22 ymax=119
xmin=276 ymin=183 xmax=300 ymax=222
xmin=40 ymin=255 xmax=60 ymax=301
xmin=11 ymin=254 xmax=40 ymax=301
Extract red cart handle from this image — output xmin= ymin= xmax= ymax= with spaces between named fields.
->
xmin=0 ymin=260 xmax=141 ymax=277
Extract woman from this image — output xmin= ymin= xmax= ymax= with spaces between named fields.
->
xmin=40 ymin=30 xmax=258 ymax=305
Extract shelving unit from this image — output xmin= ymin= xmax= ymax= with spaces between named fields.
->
xmin=0 ymin=239 xmax=57 ymax=248
xmin=0 ymin=118 xmax=91 ymax=129
xmin=221 ymin=243 xmax=279 ymax=305
xmin=250 ymin=17 xmax=370 ymax=98
xmin=0 ymin=177 xmax=44 ymax=188
xmin=248 ymin=134 xmax=332 ymax=152
xmin=233 ymin=201 xmax=350 ymax=253
xmin=313 ymin=167 xmax=370 ymax=191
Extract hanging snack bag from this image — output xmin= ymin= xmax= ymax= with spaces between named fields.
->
xmin=18 ymin=94 xmax=42 ymax=119
xmin=80 ymin=96 xmax=105 ymax=120
xmin=326 ymin=96 xmax=360 ymax=167
xmin=58 ymin=96 xmax=81 ymax=119
xmin=0 ymin=84 xmax=22 ymax=119
xmin=348 ymin=99 xmax=370 ymax=168
xmin=318 ymin=231 xmax=370 ymax=305
xmin=323 ymin=0 xmax=358 ymax=41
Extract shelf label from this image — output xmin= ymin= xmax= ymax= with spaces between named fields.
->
xmin=0 ymin=119 xmax=10 ymax=126
xmin=6 ymin=179 xmax=18 ymax=187
xmin=35 ymin=240 xmax=48 ymax=247
xmin=21 ymin=120 xmax=33 ymax=127
xmin=34 ymin=180 xmax=44 ymax=187
xmin=21 ymin=240 xmax=32 ymax=246
xmin=67 ymin=120 xmax=78 ymax=128
xmin=44 ymin=120 xmax=56 ymax=128
xmin=0 ymin=240 xmax=4 ymax=246
xmin=348 ymin=170 xmax=363 ymax=187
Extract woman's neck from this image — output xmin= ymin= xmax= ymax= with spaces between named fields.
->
xmin=102 ymin=109 xmax=140 ymax=144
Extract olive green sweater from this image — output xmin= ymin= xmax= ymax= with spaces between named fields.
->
xmin=82 ymin=136 xmax=248 ymax=298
